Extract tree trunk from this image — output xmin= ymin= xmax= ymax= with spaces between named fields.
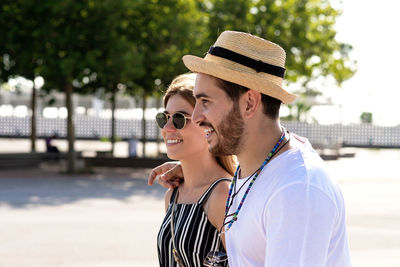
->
xmin=30 ymin=79 xmax=37 ymax=152
xmin=141 ymin=93 xmax=147 ymax=157
xmin=111 ymin=88 xmax=116 ymax=156
xmin=65 ymin=83 xmax=75 ymax=173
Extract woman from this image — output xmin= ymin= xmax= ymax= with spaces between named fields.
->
xmin=154 ymin=73 xmax=236 ymax=267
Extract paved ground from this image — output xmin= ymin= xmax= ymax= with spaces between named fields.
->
xmin=1 ymin=148 xmax=400 ymax=267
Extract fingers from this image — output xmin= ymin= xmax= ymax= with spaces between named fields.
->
xmin=158 ymin=165 xmax=183 ymax=183
xmin=148 ymin=168 xmax=160 ymax=186
xmin=147 ymin=161 xmax=180 ymax=186
xmin=157 ymin=176 xmax=181 ymax=189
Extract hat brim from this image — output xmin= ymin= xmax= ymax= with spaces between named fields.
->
xmin=183 ymin=55 xmax=297 ymax=104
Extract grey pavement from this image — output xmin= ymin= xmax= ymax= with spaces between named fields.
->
xmin=1 ymin=148 xmax=400 ymax=267
xmin=0 ymin=166 xmax=164 ymax=267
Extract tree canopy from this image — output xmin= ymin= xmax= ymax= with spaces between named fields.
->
xmin=1 ymin=0 xmax=355 ymax=99
xmin=0 ymin=0 xmax=356 ymax=167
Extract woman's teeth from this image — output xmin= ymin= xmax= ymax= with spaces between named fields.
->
xmin=167 ymin=139 xmax=182 ymax=144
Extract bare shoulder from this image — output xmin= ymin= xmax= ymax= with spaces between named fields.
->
xmin=163 ymin=188 xmax=174 ymax=212
xmin=165 ymin=188 xmax=174 ymax=201
xmin=205 ymin=179 xmax=231 ymax=230
xmin=209 ymin=179 xmax=231 ymax=203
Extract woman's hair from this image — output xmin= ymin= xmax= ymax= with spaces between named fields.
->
xmin=163 ymin=73 xmax=237 ymax=176
xmin=163 ymin=73 xmax=197 ymax=108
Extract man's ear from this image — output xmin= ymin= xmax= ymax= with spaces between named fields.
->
xmin=241 ymin=90 xmax=262 ymax=119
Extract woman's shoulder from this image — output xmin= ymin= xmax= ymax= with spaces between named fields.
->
xmin=203 ymin=178 xmax=231 ymax=230
xmin=163 ymin=187 xmax=176 ymax=211
xmin=208 ymin=178 xmax=231 ymax=204
xmin=164 ymin=188 xmax=174 ymax=201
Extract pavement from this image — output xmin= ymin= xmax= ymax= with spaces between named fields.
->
xmin=0 ymin=148 xmax=400 ymax=267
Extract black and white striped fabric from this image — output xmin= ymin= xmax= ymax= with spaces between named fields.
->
xmin=157 ymin=178 xmax=230 ymax=267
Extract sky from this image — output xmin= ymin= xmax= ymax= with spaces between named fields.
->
xmin=328 ymin=0 xmax=400 ymax=126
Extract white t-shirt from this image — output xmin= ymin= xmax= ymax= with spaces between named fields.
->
xmin=225 ymin=136 xmax=351 ymax=267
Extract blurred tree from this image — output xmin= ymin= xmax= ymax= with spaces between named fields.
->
xmin=93 ymin=38 xmax=144 ymax=156
xmin=124 ymin=0 xmax=205 ymax=156
xmin=0 ymin=0 xmax=148 ymax=172
xmin=37 ymin=0 xmax=130 ymax=172
xmin=0 ymin=0 xmax=204 ymax=162
xmin=0 ymin=0 xmax=357 ymax=166
xmin=0 ymin=0 xmax=47 ymax=152
xmin=65 ymin=0 xmax=146 ymax=156
xmin=360 ymin=111 xmax=373 ymax=124
xmin=199 ymin=0 xmax=356 ymax=120
xmin=283 ymin=101 xmax=313 ymax=122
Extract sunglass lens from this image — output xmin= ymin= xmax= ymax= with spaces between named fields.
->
xmin=172 ymin=113 xmax=186 ymax=129
xmin=155 ymin=113 xmax=167 ymax=128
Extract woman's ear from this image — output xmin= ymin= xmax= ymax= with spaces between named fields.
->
xmin=241 ymin=90 xmax=262 ymax=119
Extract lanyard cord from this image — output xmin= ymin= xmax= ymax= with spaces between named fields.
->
xmin=221 ymin=128 xmax=290 ymax=233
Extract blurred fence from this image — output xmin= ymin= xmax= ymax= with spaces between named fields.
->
xmin=0 ymin=116 xmax=399 ymax=148
xmin=0 ymin=116 xmax=158 ymax=141
xmin=283 ymin=122 xmax=400 ymax=148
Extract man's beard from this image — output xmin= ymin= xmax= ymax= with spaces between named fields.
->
xmin=209 ymin=102 xmax=245 ymax=156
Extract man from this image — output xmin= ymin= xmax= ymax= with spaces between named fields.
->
xmin=149 ymin=31 xmax=351 ymax=266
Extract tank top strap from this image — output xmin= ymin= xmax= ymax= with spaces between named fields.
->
xmin=198 ymin=178 xmax=232 ymax=205
xmin=169 ymin=187 xmax=179 ymax=204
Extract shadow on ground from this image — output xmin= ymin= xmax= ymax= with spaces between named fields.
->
xmin=0 ymin=166 xmax=166 ymax=208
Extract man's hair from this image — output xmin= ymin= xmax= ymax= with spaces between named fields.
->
xmin=215 ymin=78 xmax=281 ymax=119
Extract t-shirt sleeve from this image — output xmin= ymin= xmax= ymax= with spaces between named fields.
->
xmin=263 ymin=183 xmax=338 ymax=267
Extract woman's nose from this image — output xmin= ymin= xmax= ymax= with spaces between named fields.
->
xmin=161 ymin=116 xmax=176 ymax=132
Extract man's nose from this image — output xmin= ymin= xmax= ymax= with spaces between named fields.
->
xmin=191 ymin=103 xmax=204 ymax=125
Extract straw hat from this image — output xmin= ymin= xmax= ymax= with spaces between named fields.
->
xmin=182 ymin=31 xmax=298 ymax=104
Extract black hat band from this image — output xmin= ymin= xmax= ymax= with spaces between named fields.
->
xmin=208 ymin=46 xmax=285 ymax=78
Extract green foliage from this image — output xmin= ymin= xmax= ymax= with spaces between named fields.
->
xmin=282 ymin=98 xmax=313 ymax=122
xmin=198 ymin=0 xmax=356 ymax=119
xmin=201 ymin=0 xmax=356 ymax=87
xmin=124 ymin=0 xmax=205 ymax=96
xmin=1 ymin=0 xmax=356 ymax=113
xmin=37 ymin=0 xmax=138 ymax=93
xmin=0 ymin=0 xmax=46 ymax=82
xmin=360 ymin=111 xmax=373 ymax=124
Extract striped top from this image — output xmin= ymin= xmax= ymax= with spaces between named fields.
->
xmin=157 ymin=178 xmax=230 ymax=267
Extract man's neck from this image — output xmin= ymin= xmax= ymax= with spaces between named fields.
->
xmin=236 ymin=120 xmax=284 ymax=178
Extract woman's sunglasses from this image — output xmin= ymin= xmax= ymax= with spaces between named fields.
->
xmin=155 ymin=112 xmax=191 ymax=130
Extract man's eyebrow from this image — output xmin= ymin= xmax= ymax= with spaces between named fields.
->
xmin=194 ymin=93 xmax=209 ymax=99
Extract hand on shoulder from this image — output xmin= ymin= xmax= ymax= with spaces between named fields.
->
xmin=148 ymin=161 xmax=184 ymax=189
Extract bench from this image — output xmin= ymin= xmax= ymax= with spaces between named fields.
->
xmin=0 ymin=152 xmax=83 ymax=170
xmin=0 ymin=153 xmax=44 ymax=169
